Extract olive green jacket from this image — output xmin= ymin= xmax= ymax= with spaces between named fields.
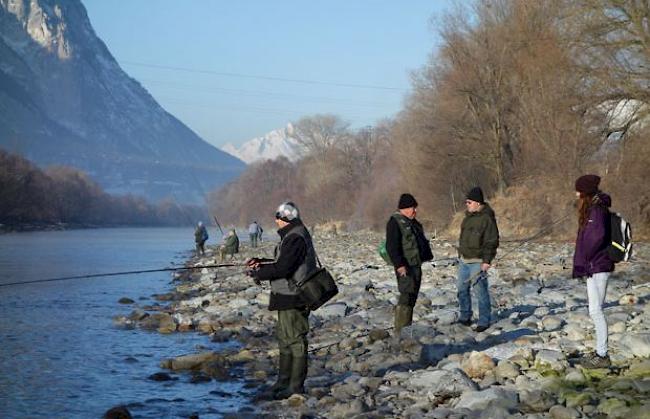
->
xmin=223 ymin=233 xmax=239 ymax=254
xmin=458 ymin=203 xmax=499 ymax=264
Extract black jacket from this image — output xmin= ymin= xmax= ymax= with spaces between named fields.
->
xmin=254 ymin=220 xmax=308 ymax=310
xmin=386 ymin=215 xmax=432 ymax=268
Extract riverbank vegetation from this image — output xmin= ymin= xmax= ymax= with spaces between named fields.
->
xmin=209 ymin=0 xmax=650 ymax=239
xmin=0 ymin=149 xmax=207 ymax=230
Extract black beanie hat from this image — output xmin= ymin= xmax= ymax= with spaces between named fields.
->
xmin=398 ymin=193 xmax=418 ymax=209
xmin=575 ymin=175 xmax=600 ymax=195
xmin=466 ymin=187 xmax=484 ymax=204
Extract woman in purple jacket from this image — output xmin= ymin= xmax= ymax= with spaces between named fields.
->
xmin=573 ymin=174 xmax=614 ymax=368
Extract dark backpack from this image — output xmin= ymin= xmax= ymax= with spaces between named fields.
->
xmin=609 ymin=211 xmax=632 ymax=262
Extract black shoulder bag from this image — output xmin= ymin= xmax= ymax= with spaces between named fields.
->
xmin=294 ymin=256 xmax=338 ymax=311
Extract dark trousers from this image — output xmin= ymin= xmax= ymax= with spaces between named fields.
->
xmin=277 ymin=308 xmax=309 ymax=357
xmin=396 ymin=265 xmax=422 ymax=307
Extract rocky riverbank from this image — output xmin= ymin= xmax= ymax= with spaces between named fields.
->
xmin=115 ymin=229 xmax=650 ymax=418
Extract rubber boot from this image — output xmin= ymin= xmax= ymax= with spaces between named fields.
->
xmin=256 ymin=353 xmax=291 ymax=400
xmin=403 ymin=305 xmax=413 ymax=329
xmin=274 ymin=355 xmax=307 ymax=399
xmin=394 ymin=305 xmax=412 ymax=335
xmin=270 ymin=353 xmax=292 ymax=394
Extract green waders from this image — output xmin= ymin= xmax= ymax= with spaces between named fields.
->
xmin=394 ymin=266 xmax=422 ymax=336
xmin=274 ymin=308 xmax=309 ymax=399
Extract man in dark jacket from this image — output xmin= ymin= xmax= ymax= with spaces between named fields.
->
xmin=386 ymin=193 xmax=433 ymax=338
xmin=246 ymin=202 xmax=316 ymax=399
xmin=456 ymin=187 xmax=499 ymax=332
xmin=194 ymin=221 xmax=208 ymax=256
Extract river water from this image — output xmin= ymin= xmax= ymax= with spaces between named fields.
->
xmin=0 ymin=228 xmax=251 ymax=418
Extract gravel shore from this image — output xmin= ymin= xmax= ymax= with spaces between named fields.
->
xmin=115 ymin=229 xmax=650 ymax=418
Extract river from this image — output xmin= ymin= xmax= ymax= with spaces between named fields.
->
xmin=0 ymin=227 xmax=250 ymax=418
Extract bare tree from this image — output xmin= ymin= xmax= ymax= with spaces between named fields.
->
xmin=292 ymin=114 xmax=351 ymax=157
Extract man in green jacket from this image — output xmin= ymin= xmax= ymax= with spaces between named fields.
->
xmin=457 ymin=187 xmax=499 ymax=332
xmin=385 ymin=193 xmax=433 ymax=337
xmin=219 ymin=229 xmax=239 ymax=261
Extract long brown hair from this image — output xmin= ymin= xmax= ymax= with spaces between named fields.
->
xmin=577 ymin=192 xmax=595 ymax=229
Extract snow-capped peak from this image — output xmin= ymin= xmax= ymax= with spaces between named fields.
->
xmin=222 ymin=124 xmax=299 ymax=164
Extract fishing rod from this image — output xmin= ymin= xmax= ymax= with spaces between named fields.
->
xmin=0 ymin=262 xmax=247 ymax=288
xmin=213 ymin=215 xmax=225 ymax=236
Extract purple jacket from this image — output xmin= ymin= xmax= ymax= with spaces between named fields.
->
xmin=572 ymin=193 xmax=614 ymax=278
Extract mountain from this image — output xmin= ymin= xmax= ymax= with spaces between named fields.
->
xmin=222 ymin=123 xmax=300 ymax=164
xmin=0 ymin=0 xmax=245 ymax=204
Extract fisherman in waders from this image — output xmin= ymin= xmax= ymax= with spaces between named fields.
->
xmin=246 ymin=202 xmax=315 ymax=399
xmin=385 ymin=194 xmax=433 ymax=342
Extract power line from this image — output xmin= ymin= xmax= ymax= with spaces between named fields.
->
xmin=120 ymin=60 xmax=410 ymax=92
xmin=156 ymin=96 xmax=368 ymax=120
xmin=139 ymin=78 xmax=398 ymax=109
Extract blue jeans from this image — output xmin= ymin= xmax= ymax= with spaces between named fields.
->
xmin=457 ymin=261 xmax=491 ymax=327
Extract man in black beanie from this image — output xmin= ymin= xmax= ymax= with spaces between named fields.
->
xmin=385 ymin=193 xmax=433 ymax=343
xmin=456 ymin=186 xmax=499 ymax=332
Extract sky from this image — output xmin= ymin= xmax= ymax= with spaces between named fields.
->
xmin=82 ymin=1 xmax=455 ymax=148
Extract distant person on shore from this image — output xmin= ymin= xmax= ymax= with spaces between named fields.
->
xmin=573 ymin=175 xmax=614 ymax=368
xmin=194 ymin=221 xmax=208 ymax=256
xmin=258 ymin=224 xmax=264 ymax=243
xmin=385 ymin=193 xmax=433 ymax=340
xmin=456 ymin=187 xmax=499 ymax=333
xmin=245 ymin=202 xmax=314 ymax=399
xmin=249 ymin=221 xmax=261 ymax=248
xmin=219 ymin=229 xmax=239 ymax=261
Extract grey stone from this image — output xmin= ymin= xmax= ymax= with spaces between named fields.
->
xmin=549 ymin=405 xmax=580 ymax=419
xmin=519 ymin=389 xmax=555 ymax=413
xmin=408 ymin=368 xmax=478 ymax=394
xmin=495 ymin=360 xmax=520 ymax=381
xmin=454 ymin=387 xmax=518 ymax=411
xmin=541 ymin=315 xmax=564 ymax=331
xmin=620 ymin=333 xmax=650 ymax=358
xmin=419 ymin=343 xmax=450 ymax=366
xmin=535 ymin=349 xmax=568 ymax=372
xmin=317 ymin=302 xmax=348 ymax=320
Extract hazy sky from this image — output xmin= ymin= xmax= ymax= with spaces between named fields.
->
xmin=82 ymin=1 xmax=455 ymax=148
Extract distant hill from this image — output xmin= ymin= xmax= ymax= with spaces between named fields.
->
xmin=0 ymin=0 xmax=245 ymax=204
xmin=222 ymin=123 xmax=300 ymax=164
